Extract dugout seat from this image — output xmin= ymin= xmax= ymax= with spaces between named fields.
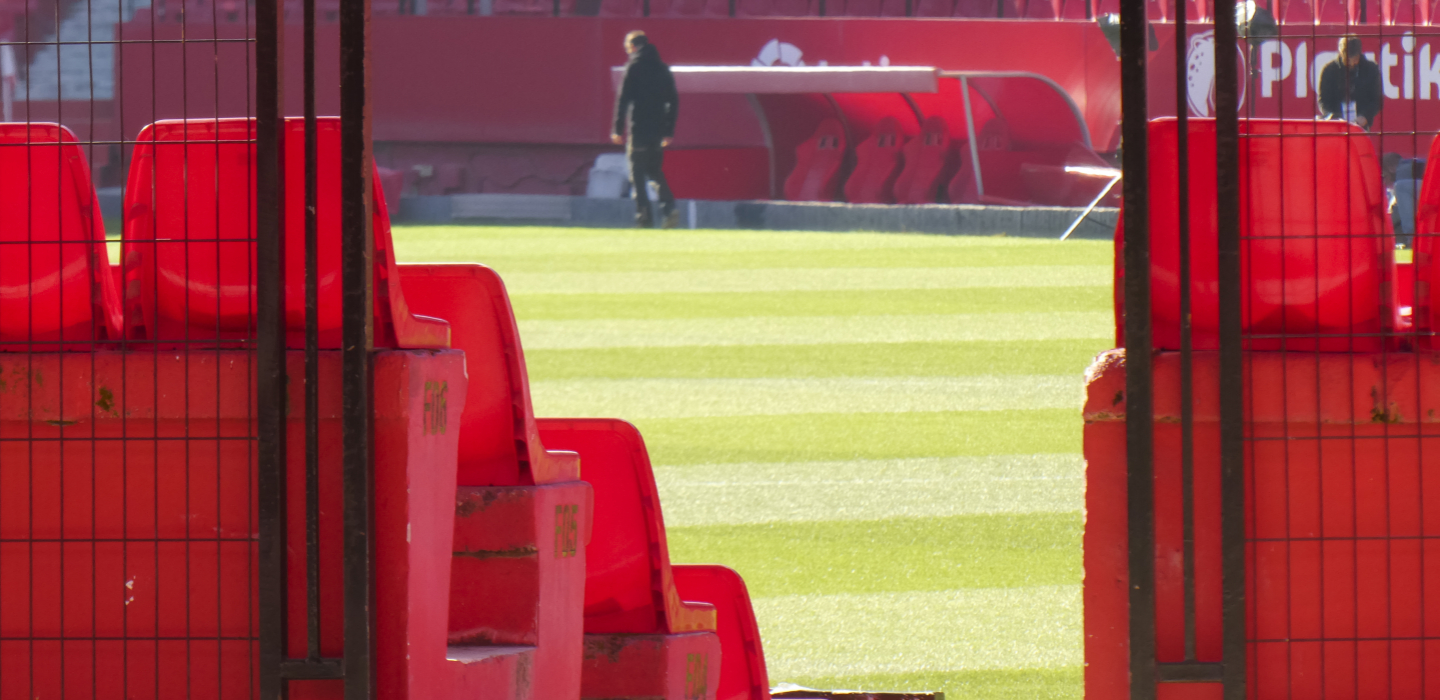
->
xmin=0 ymin=122 xmax=123 ymax=350
xmin=783 ymin=119 xmax=847 ymax=202
xmin=536 ymin=418 xmax=726 ymax=700
xmin=843 ymin=116 xmax=905 ymax=204
xmin=893 ymin=116 xmax=954 ymax=204
xmin=121 ymin=117 xmax=448 ymax=349
xmin=1118 ymin=118 xmax=1394 ymax=352
xmin=672 ymin=565 xmax=771 ymax=700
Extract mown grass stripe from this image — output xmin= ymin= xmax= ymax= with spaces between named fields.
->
xmin=667 ymin=513 xmax=1082 ymax=597
xmin=652 ymin=454 xmax=1081 ymax=526
xmin=518 ymin=312 xmax=1112 ymax=350
xmin=512 ymin=286 xmax=1110 ymax=320
xmin=633 ymin=409 xmax=1080 ymax=465
xmin=752 ymin=586 xmax=1081 ymax=678
xmin=778 ymin=667 xmax=1082 ymax=700
xmin=524 ymin=340 xmax=1110 ymax=380
xmin=500 ymin=265 xmax=1109 ymax=295
xmin=530 ymin=375 xmax=1081 ymax=419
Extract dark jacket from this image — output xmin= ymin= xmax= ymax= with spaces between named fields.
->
xmin=613 ymin=43 xmax=679 ymax=144
xmin=1318 ymin=56 xmax=1384 ymax=125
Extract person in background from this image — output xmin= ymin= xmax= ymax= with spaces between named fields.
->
xmin=1318 ymin=35 xmax=1383 ymax=131
xmin=1384 ymin=152 xmax=1425 ymax=248
xmin=611 ymin=30 xmax=680 ymax=229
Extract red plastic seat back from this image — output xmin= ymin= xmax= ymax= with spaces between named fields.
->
xmin=123 ymin=117 xmax=447 ymax=349
xmin=534 ymin=418 xmax=717 ymax=636
xmin=843 ymin=116 xmax=905 ymax=204
xmin=1126 ymin=118 xmax=1392 ymax=351
xmin=894 ymin=116 xmax=952 ymax=204
xmin=913 ymin=0 xmax=953 ymax=14
xmin=397 ymin=264 xmax=535 ymax=486
xmin=0 ymin=123 xmax=123 ymax=349
xmin=672 ymin=565 xmax=771 ymax=700
xmin=783 ymin=119 xmax=847 ymax=202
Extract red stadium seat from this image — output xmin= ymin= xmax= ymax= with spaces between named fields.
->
xmin=952 ymin=0 xmax=996 ymax=14
xmin=1278 ymin=0 xmax=1314 ymax=22
xmin=122 ymin=117 xmax=448 ymax=349
xmin=768 ymin=0 xmax=817 ymax=13
xmin=598 ymin=0 xmax=644 ymax=14
xmin=1059 ymin=0 xmax=1090 ymax=17
xmin=783 ymin=118 xmax=847 ymax=202
xmin=492 ymin=0 xmax=555 ymax=14
xmin=0 ymin=123 xmax=123 ymax=351
xmin=1024 ymin=0 xmax=1057 ymax=18
xmin=660 ymin=0 xmax=731 ymax=16
xmin=838 ymin=0 xmax=882 ymax=15
xmin=893 ymin=116 xmax=954 ymax=204
xmin=1121 ymin=118 xmax=1394 ymax=352
xmin=536 ymin=418 xmax=723 ymax=700
xmin=1404 ymin=137 xmax=1440 ymax=348
xmin=844 ymin=116 xmax=905 ymax=204
xmin=397 ymin=264 xmax=581 ymax=487
xmin=880 ymin=0 xmax=910 ymax=15
xmin=1315 ymin=0 xmax=1351 ymax=21
xmin=672 ymin=565 xmax=771 ymax=700
xmin=912 ymin=0 xmax=953 ymax=15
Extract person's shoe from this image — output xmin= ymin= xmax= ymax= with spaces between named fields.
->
xmin=662 ymin=209 xmax=680 ymax=230
xmin=636 ymin=214 xmax=653 ymax=229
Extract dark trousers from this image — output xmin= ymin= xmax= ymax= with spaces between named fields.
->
xmin=628 ymin=140 xmax=675 ymax=225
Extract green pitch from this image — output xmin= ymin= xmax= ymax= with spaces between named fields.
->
xmin=391 ymin=225 xmax=1114 ymax=700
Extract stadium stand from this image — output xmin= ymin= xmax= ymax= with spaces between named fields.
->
xmin=783 ymin=118 xmax=848 ymax=202
xmin=121 ymin=117 xmax=449 ymax=350
xmin=892 ymin=116 xmax=954 ymax=204
xmin=844 ymin=115 xmax=905 ymax=203
xmin=536 ymin=418 xmax=724 ymax=700
xmin=1117 ymin=118 xmax=1393 ymax=352
xmin=0 ymin=123 xmax=123 ymax=350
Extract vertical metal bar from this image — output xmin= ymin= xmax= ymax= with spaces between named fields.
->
xmin=305 ymin=0 xmax=323 ymax=664
xmin=1175 ymin=0 xmax=1196 ymax=665
xmin=256 ymin=0 xmax=287 ymax=693
xmin=340 ymin=0 xmax=376 ymax=693
xmin=1119 ymin=0 xmax=1154 ymax=696
xmin=1213 ymin=0 xmax=1247 ymax=695
xmin=960 ymin=76 xmax=984 ymax=200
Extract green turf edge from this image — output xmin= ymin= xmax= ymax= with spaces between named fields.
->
xmin=666 ymin=512 xmax=1082 ymax=597
xmin=778 ymin=666 xmax=1082 ymax=700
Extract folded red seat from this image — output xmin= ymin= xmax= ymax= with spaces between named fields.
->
xmin=122 ymin=117 xmax=447 ymax=349
xmin=843 ymin=116 xmax=905 ymax=204
xmin=0 ymin=122 xmax=123 ymax=350
xmin=784 ymin=119 xmax=847 ymax=203
xmin=672 ymin=565 xmax=772 ymax=700
xmin=536 ymin=418 xmax=727 ymax=700
xmin=1118 ymin=118 xmax=1395 ymax=352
